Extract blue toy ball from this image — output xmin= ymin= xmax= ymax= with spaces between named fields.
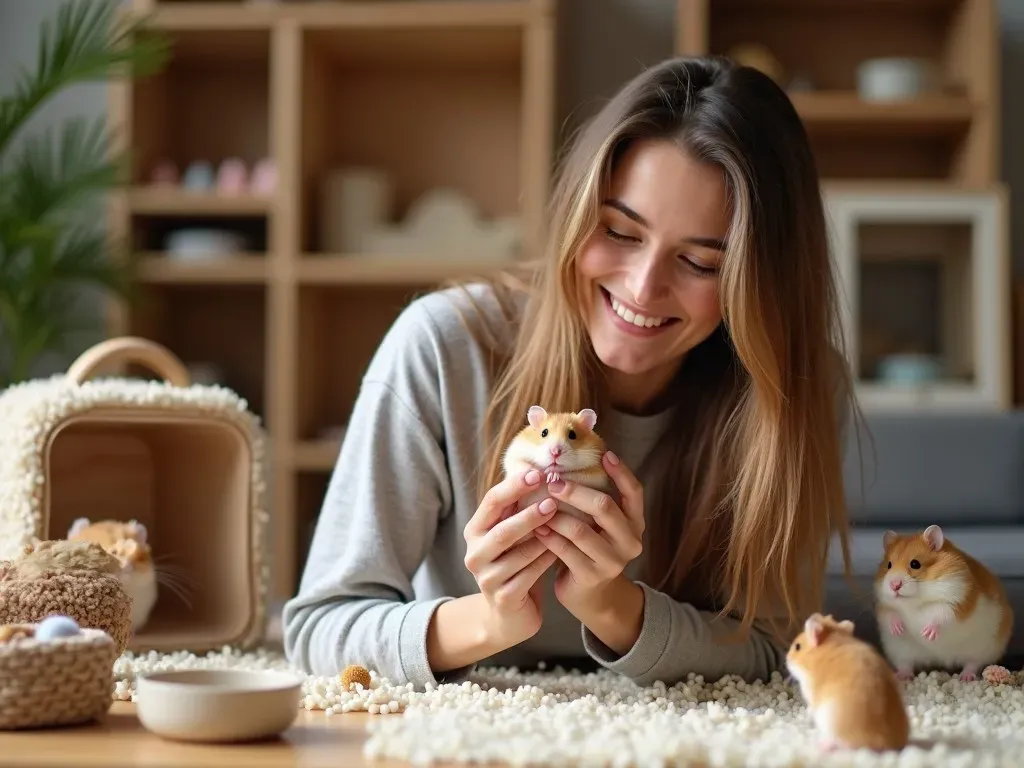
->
xmin=35 ymin=615 xmax=81 ymax=641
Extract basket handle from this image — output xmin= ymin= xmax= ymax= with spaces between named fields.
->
xmin=66 ymin=337 xmax=191 ymax=387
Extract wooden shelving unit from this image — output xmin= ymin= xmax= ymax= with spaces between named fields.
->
xmin=106 ymin=0 xmax=555 ymax=600
xmin=677 ymin=0 xmax=1009 ymax=411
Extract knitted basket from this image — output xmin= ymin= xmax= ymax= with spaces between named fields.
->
xmin=0 ymin=551 xmax=133 ymax=655
xmin=0 ymin=626 xmax=117 ymax=730
xmin=0 ymin=337 xmax=271 ymax=653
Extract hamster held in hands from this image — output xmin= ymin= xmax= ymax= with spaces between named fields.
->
xmin=875 ymin=524 xmax=1013 ymax=682
xmin=786 ymin=613 xmax=910 ymax=753
xmin=502 ymin=405 xmax=612 ymax=521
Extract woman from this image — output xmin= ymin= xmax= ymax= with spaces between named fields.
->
xmin=283 ymin=55 xmax=856 ymax=689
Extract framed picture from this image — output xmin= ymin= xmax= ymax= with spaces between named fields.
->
xmin=822 ymin=183 xmax=1010 ymax=410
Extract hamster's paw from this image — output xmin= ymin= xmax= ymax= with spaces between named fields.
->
xmin=895 ymin=668 xmax=915 ymax=681
xmin=921 ymin=622 xmax=940 ymax=641
xmin=889 ymin=615 xmax=905 ymax=636
xmin=546 ymin=471 xmax=561 ymax=484
xmin=818 ymin=737 xmax=839 ymax=753
xmin=959 ymin=664 xmax=979 ymax=683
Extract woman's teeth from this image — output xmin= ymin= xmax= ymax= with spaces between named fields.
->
xmin=610 ymin=295 xmax=668 ymax=328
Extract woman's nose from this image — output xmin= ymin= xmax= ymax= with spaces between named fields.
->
xmin=624 ymin=250 xmax=668 ymax=306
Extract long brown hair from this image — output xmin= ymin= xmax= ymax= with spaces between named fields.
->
xmin=458 ymin=55 xmax=855 ymax=643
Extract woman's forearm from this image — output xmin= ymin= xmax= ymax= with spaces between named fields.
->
xmin=569 ymin=575 xmax=646 ymax=656
xmin=426 ymin=593 xmax=521 ymax=674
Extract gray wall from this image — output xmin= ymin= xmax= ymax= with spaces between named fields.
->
xmin=2 ymin=0 xmax=1022 ymax=372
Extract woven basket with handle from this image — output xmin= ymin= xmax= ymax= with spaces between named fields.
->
xmin=0 ymin=337 xmax=270 ymax=653
xmin=0 ymin=626 xmax=116 ymax=730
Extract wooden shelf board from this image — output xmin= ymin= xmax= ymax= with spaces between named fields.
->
xmin=148 ymin=1 xmax=533 ymax=30
xmin=296 ymin=254 xmax=516 ymax=285
xmin=127 ymin=188 xmax=272 ymax=216
xmin=135 ymin=254 xmax=268 ymax=283
xmin=293 ymin=439 xmax=342 ymax=471
xmin=713 ymin=0 xmax=960 ymax=13
xmin=790 ymin=92 xmax=973 ymax=136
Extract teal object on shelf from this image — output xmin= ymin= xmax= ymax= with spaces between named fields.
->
xmin=876 ymin=354 xmax=943 ymax=385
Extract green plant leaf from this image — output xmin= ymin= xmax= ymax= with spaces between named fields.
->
xmin=0 ymin=0 xmax=170 ymax=156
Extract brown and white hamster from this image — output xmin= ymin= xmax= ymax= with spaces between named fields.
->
xmin=502 ymin=405 xmax=612 ymax=522
xmin=874 ymin=524 xmax=1013 ymax=682
xmin=786 ymin=613 xmax=910 ymax=753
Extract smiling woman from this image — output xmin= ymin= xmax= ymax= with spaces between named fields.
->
xmin=282 ymin=55 xmax=857 ymax=691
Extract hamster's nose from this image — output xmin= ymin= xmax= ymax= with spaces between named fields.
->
xmin=549 ymin=446 xmax=562 ymax=458
xmin=889 ymin=579 xmax=903 ymax=593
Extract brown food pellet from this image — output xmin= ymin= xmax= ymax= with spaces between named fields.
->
xmin=340 ymin=664 xmax=372 ymax=690
xmin=0 ymin=624 xmax=35 ymax=642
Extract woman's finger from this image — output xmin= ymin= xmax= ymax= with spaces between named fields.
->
xmin=465 ymin=469 xmax=544 ymax=536
xmin=493 ymin=551 xmax=558 ymax=608
xmin=536 ymin=526 xmax=594 ymax=577
xmin=475 ymin=535 xmax=551 ymax=593
xmin=539 ymin=512 xmax=617 ymax=566
xmin=602 ymin=452 xmax=645 ymax=535
xmin=466 ymin=498 xmax=557 ymax=570
xmin=548 ymin=481 xmax=635 ymax=546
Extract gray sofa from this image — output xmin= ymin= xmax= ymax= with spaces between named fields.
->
xmin=825 ymin=411 xmax=1024 ymax=666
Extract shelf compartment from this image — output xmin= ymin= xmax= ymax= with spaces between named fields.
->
xmin=299 ymin=22 xmax=525 ymax=255
xmin=128 ymin=25 xmax=271 ymax=190
xmin=825 ymin=184 xmax=1009 ymax=410
xmin=292 ymin=438 xmax=344 ymax=472
xmin=295 ymin=284 xmax=435 ymax=440
xmin=123 ymin=284 xmax=269 ymax=420
xmin=680 ymin=0 xmax=996 ymax=184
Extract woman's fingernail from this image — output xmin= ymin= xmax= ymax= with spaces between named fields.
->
xmin=539 ymin=498 xmax=557 ymax=515
xmin=548 ymin=479 xmax=566 ymax=493
xmin=605 ymin=451 xmax=620 ymax=466
xmin=525 ymin=470 xmax=541 ymax=485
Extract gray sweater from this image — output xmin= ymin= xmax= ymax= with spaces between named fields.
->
xmin=282 ymin=282 xmax=841 ymax=688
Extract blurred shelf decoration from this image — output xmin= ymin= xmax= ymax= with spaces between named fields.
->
xmin=677 ymin=0 xmax=999 ymax=186
xmin=109 ymin=0 xmax=556 ymax=599
xmin=824 ymin=183 xmax=1010 ymax=411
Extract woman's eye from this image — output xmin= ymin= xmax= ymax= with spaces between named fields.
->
xmin=681 ymin=256 xmax=718 ymax=277
xmin=603 ymin=227 xmax=636 ymax=243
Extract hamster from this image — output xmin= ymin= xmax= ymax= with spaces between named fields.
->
xmin=502 ymin=405 xmax=612 ymax=522
xmin=68 ymin=518 xmax=158 ymax=632
xmin=874 ymin=524 xmax=1013 ymax=682
xmin=786 ymin=613 xmax=910 ymax=753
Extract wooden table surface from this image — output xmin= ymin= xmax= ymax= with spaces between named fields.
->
xmin=0 ymin=702 xmax=411 ymax=767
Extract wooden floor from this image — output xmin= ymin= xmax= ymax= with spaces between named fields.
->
xmin=0 ymin=702 xmax=411 ymax=767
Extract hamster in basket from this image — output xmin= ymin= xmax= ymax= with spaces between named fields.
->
xmin=67 ymin=517 xmax=158 ymax=632
xmin=502 ymin=406 xmax=613 ymax=522
xmin=875 ymin=524 xmax=1013 ymax=682
xmin=786 ymin=613 xmax=910 ymax=753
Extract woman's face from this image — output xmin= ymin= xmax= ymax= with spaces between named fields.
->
xmin=576 ymin=138 xmax=730 ymax=407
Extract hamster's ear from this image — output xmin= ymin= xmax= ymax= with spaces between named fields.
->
xmin=922 ymin=525 xmax=944 ymax=551
xmin=883 ymin=529 xmax=899 ymax=550
xmin=804 ymin=614 xmax=825 ymax=648
xmin=527 ymin=405 xmax=547 ymax=428
xmin=130 ymin=521 xmax=148 ymax=546
xmin=68 ymin=517 xmax=90 ymax=537
xmin=575 ymin=408 xmax=597 ymax=431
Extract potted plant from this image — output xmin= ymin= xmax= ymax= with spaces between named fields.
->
xmin=0 ymin=0 xmax=170 ymax=388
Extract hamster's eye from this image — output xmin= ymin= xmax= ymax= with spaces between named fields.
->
xmin=910 ymin=559 xmax=921 ymax=569
xmin=887 ymin=561 xmax=892 ymax=569
xmin=541 ymin=428 xmax=548 ymax=438
xmin=794 ymin=642 xmax=801 ymax=651
xmin=568 ymin=429 xmax=577 ymax=440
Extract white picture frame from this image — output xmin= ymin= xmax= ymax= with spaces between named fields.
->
xmin=822 ymin=183 xmax=1011 ymax=411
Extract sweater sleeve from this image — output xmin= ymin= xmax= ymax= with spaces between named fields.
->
xmin=281 ymin=300 xmax=472 ymax=688
xmin=580 ymin=584 xmax=785 ymax=686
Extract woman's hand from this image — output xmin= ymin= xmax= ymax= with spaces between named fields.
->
xmin=536 ymin=451 xmax=645 ymax=614
xmin=462 ymin=469 xmax=559 ymax=648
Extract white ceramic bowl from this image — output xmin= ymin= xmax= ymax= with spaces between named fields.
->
xmin=135 ymin=669 xmax=303 ymax=743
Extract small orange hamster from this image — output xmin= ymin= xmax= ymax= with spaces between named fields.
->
xmin=786 ymin=613 xmax=910 ymax=753
xmin=502 ymin=405 xmax=612 ymax=522
xmin=874 ymin=524 xmax=1013 ymax=682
